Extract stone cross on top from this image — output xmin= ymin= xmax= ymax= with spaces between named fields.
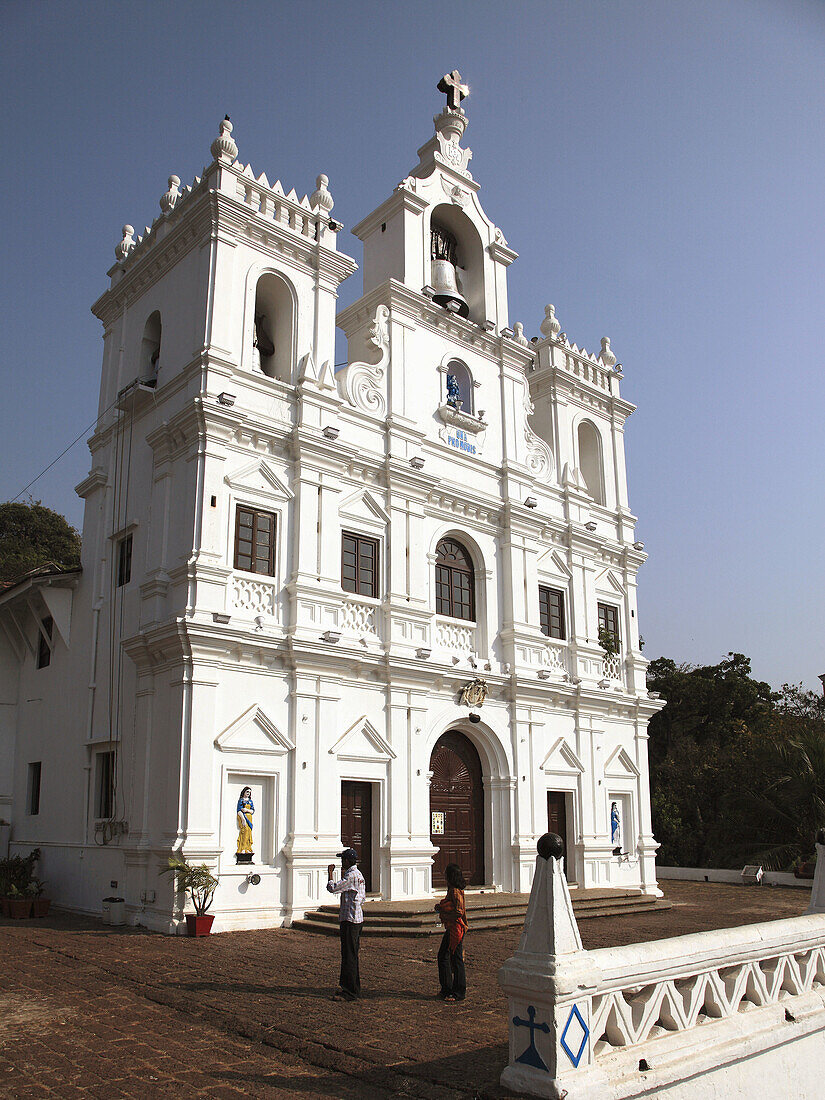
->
xmin=438 ymin=70 xmax=468 ymax=111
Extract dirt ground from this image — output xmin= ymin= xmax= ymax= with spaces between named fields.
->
xmin=0 ymin=881 xmax=810 ymax=1099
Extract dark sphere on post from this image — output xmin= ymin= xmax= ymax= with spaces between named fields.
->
xmin=537 ymin=832 xmax=564 ymax=860
xmin=817 ymin=827 xmax=825 ymax=846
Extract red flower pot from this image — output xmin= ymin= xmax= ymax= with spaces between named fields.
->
xmin=0 ymin=898 xmax=9 ymax=918
xmin=32 ymin=898 xmax=51 ymax=918
xmin=185 ymin=913 xmax=215 ymax=937
xmin=8 ymin=898 xmax=33 ymax=919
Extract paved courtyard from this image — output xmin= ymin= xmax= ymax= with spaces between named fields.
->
xmin=0 ymin=881 xmax=810 ymax=1099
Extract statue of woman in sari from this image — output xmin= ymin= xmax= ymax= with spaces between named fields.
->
xmin=236 ymin=787 xmax=254 ymax=863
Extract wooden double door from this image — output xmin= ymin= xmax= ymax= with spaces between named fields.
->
xmin=429 ymin=731 xmax=485 ymax=887
xmin=340 ymin=781 xmax=373 ymax=893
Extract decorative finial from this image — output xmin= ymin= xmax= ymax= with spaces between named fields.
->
xmin=513 ymin=322 xmax=529 ymax=346
xmin=159 ymin=175 xmax=181 ymax=213
xmin=599 ymin=337 xmax=617 ymax=368
xmin=438 ymin=70 xmax=469 ymax=112
xmin=115 ymin=225 xmax=135 ymax=262
xmin=540 ymin=304 xmax=561 ymax=338
xmin=310 ymin=173 xmax=334 ymax=213
xmin=211 ymin=115 xmax=238 ymax=163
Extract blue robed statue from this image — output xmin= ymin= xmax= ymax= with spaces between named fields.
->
xmin=236 ymin=787 xmax=254 ymax=857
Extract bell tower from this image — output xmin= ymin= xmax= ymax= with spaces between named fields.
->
xmin=350 ymin=70 xmax=516 ymax=332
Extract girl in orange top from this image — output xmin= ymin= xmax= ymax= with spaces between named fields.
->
xmin=434 ymin=863 xmax=468 ymax=1001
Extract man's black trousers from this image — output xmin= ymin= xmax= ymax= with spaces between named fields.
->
xmin=339 ymin=920 xmax=361 ymax=996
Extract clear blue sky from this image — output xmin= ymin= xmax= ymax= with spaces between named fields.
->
xmin=2 ymin=0 xmax=823 ymax=690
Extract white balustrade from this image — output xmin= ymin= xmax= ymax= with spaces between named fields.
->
xmin=602 ymin=653 xmax=622 ymax=683
xmin=543 ymin=640 xmax=569 ymax=677
xmin=435 ymin=617 xmax=476 ymax=653
xmin=340 ymin=597 xmax=379 ymax=637
xmin=232 ymin=576 xmax=275 ymax=616
xmin=589 ymin=922 xmax=825 ymax=1054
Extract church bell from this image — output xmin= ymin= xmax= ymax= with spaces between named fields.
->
xmin=431 ymin=226 xmax=470 ymax=318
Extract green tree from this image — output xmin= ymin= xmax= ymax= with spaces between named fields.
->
xmin=0 ymin=501 xmax=81 ymax=585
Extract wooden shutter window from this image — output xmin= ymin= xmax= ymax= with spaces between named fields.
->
xmin=597 ymin=602 xmax=620 ymax=650
xmin=539 ymin=586 xmax=566 ymax=640
xmin=435 ymin=538 xmax=475 ymax=621
xmin=234 ymin=506 xmax=276 ymax=576
xmin=341 ymin=532 xmax=379 ymax=598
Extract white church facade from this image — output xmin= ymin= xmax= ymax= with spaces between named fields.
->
xmin=0 ymin=75 xmax=664 ymax=931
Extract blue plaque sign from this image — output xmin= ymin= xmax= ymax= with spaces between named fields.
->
xmin=447 ymin=428 xmax=477 ymax=455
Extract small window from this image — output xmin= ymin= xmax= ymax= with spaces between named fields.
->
xmin=234 ymin=506 xmax=276 ymax=576
xmin=36 ymin=616 xmax=53 ymax=669
xmin=27 ymin=762 xmax=41 ymax=816
xmin=95 ymin=751 xmax=115 ymax=819
xmin=435 ymin=538 xmax=475 ymax=621
xmin=117 ymin=534 xmax=132 ymax=587
xmin=539 ymin=586 xmax=566 ymax=640
xmin=341 ymin=533 xmax=379 ymax=598
xmin=598 ymin=602 xmax=620 ymax=651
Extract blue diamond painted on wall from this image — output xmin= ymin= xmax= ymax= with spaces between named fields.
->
xmin=560 ymin=1004 xmax=589 ymax=1068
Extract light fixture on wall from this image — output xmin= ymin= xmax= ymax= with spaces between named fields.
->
xmin=212 ymin=612 xmax=231 ymax=624
xmin=322 ymin=425 xmax=340 ymax=441
xmin=500 ymin=326 xmax=514 ymax=338
xmin=537 ymin=669 xmax=551 ymax=680
xmin=410 ymin=456 xmax=425 ymax=470
xmin=468 ymin=713 xmax=481 ymax=724
xmin=585 ymin=520 xmax=597 ymax=531
xmin=524 ymin=496 xmax=538 ymax=509
xmin=217 ymin=392 xmax=236 ymax=407
xmin=321 ymin=630 xmax=341 ymax=643
xmin=254 ymin=615 xmax=265 ymax=631
xmin=598 ymin=677 xmax=611 ymax=688
xmin=415 ymin=647 xmax=431 ymax=659
xmin=421 ymin=285 xmax=436 ymax=299
xmin=633 ymin=540 xmax=645 ymax=550
xmin=482 ymin=320 xmax=496 ymax=332
xmin=247 ymin=872 xmax=262 ymax=885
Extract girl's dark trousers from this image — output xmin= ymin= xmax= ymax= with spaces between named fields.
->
xmin=437 ymin=930 xmax=466 ymax=998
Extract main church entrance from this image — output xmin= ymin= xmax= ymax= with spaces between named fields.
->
xmin=429 ymin=731 xmax=485 ymax=886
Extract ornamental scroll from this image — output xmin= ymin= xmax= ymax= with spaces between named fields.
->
xmin=336 ymin=304 xmax=390 ymax=416
xmin=523 ymin=380 xmax=554 ymax=481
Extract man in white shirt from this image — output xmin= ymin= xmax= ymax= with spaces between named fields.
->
xmin=326 ymin=847 xmax=366 ymax=1001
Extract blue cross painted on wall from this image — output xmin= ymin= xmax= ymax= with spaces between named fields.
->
xmin=513 ymin=1004 xmax=551 ymax=1072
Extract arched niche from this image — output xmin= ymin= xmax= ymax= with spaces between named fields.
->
xmin=446 ymin=358 xmax=474 ymax=414
xmin=252 ymin=272 xmax=294 ymax=382
xmin=140 ymin=311 xmax=162 ymax=384
xmin=577 ymin=419 xmax=605 ymax=505
xmin=429 ymin=204 xmax=485 ymax=324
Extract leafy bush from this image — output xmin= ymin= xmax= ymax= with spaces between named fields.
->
xmin=160 ymin=855 xmax=218 ymax=915
xmin=0 ymin=848 xmax=41 ymax=898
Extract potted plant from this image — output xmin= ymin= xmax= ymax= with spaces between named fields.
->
xmin=792 ymin=854 xmax=816 ymax=880
xmin=161 ymin=855 xmax=219 ymax=936
xmin=6 ymin=884 xmax=32 ymax=919
xmin=29 ymin=878 xmax=50 ymax=918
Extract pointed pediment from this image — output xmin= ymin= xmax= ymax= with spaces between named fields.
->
xmin=604 ymin=745 xmax=640 ymax=778
xmin=594 ymin=568 xmax=626 ymax=596
xmin=215 ymin=704 xmax=294 ymax=756
xmin=224 ymin=458 xmax=294 ymax=502
xmin=329 ymin=716 xmax=396 ymax=762
xmin=540 ymin=737 xmax=584 ymax=775
xmin=536 ymin=548 xmax=572 ymax=579
xmin=338 ymin=489 xmax=391 ymax=526
xmin=40 ymin=586 xmax=73 ymax=647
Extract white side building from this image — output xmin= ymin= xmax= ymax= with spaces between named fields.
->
xmin=0 ymin=78 xmax=664 ymax=931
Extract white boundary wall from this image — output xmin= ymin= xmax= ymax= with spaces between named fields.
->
xmin=657 ymin=865 xmax=810 ymax=888
xmin=498 ymin=839 xmax=825 ymax=1099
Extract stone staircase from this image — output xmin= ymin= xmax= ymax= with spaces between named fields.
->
xmin=292 ymin=886 xmax=670 ymax=936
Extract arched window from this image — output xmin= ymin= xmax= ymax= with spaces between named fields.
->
xmin=435 ymin=538 xmax=475 ymax=621
xmin=445 ymin=359 xmax=473 ymax=414
xmin=140 ymin=311 xmax=162 ymax=385
xmin=252 ymin=273 xmax=293 ymax=381
xmin=577 ymin=420 xmax=605 ymax=505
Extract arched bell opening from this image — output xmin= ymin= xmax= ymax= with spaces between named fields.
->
xmin=140 ymin=311 xmax=162 ymax=385
xmin=429 ymin=205 xmax=485 ymax=324
xmin=252 ymin=272 xmax=294 ymax=381
xmin=577 ymin=419 xmax=605 ymax=505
